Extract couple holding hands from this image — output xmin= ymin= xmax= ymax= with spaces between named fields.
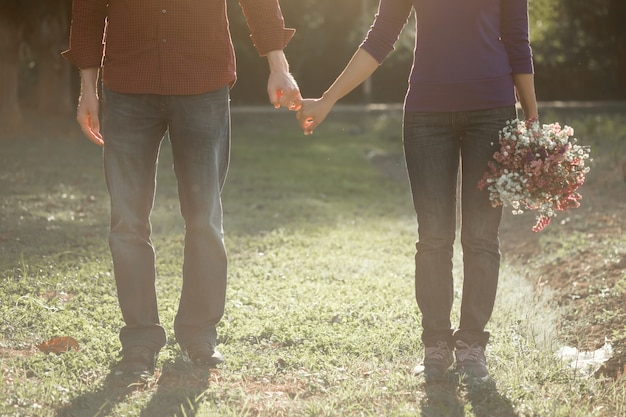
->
xmin=63 ymin=0 xmax=538 ymax=382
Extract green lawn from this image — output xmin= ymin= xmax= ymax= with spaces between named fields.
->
xmin=1 ymin=106 xmax=625 ymax=416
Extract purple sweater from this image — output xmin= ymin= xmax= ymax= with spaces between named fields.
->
xmin=360 ymin=0 xmax=534 ymax=112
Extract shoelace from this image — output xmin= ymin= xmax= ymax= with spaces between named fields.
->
xmin=426 ymin=340 xmax=451 ymax=360
xmin=455 ymin=340 xmax=485 ymax=363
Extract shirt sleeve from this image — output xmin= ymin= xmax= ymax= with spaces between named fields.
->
xmin=501 ymin=0 xmax=534 ymax=74
xmin=359 ymin=0 xmax=413 ymax=64
xmin=61 ymin=0 xmax=108 ymax=69
xmin=239 ymin=0 xmax=296 ymax=56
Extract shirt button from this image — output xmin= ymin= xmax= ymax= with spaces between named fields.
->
xmin=162 ymin=38 xmax=167 ymax=43
xmin=162 ymin=9 xmax=166 ymax=14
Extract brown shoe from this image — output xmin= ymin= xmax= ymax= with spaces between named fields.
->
xmin=413 ymin=340 xmax=454 ymax=381
xmin=182 ymin=343 xmax=225 ymax=367
xmin=455 ymin=340 xmax=489 ymax=381
xmin=113 ymin=346 xmax=157 ymax=377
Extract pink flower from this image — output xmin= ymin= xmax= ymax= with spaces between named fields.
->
xmin=478 ymin=119 xmax=591 ymax=232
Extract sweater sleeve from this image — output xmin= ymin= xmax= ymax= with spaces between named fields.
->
xmin=359 ymin=0 xmax=413 ymax=64
xmin=239 ymin=0 xmax=295 ymax=56
xmin=61 ymin=0 xmax=108 ymax=69
xmin=501 ymin=0 xmax=534 ymax=74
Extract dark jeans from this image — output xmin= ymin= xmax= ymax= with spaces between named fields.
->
xmin=101 ymin=85 xmax=230 ymax=352
xmin=403 ymin=106 xmax=517 ymax=348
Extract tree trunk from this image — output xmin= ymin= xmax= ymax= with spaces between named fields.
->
xmin=610 ymin=0 xmax=626 ymax=96
xmin=31 ymin=13 xmax=74 ymax=116
xmin=0 ymin=19 xmax=23 ymax=131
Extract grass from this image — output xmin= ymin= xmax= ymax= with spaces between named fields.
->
xmin=1 ymin=105 xmax=625 ymax=416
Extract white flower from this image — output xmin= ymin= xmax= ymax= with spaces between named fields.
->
xmin=479 ymin=118 xmax=590 ymax=232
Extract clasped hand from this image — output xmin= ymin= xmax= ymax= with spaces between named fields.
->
xmin=296 ymin=97 xmax=333 ymax=136
xmin=270 ymin=81 xmax=332 ymax=136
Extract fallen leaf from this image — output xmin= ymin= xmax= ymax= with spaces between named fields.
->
xmin=37 ymin=336 xmax=80 ymax=354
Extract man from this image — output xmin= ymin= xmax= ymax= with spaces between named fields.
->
xmin=62 ymin=0 xmax=301 ymax=377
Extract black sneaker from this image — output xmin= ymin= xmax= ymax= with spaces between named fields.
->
xmin=414 ymin=340 xmax=454 ymax=381
xmin=182 ymin=343 xmax=225 ymax=367
xmin=455 ymin=340 xmax=489 ymax=381
xmin=113 ymin=346 xmax=157 ymax=377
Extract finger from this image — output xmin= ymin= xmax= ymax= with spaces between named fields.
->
xmin=84 ymin=128 xmax=104 ymax=146
xmin=300 ymin=117 xmax=315 ymax=134
xmin=79 ymin=115 xmax=104 ymax=147
xmin=288 ymin=93 xmax=303 ymax=111
xmin=271 ymin=89 xmax=282 ymax=109
xmin=90 ymin=129 xmax=104 ymax=147
xmin=80 ymin=127 xmax=104 ymax=146
xmin=278 ymin=90 xmax=302 ymax=111
xmin=296 ymin=111 xmax=310 ymax=128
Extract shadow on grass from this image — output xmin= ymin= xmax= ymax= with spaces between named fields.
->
xmin=56 ymin=371 xmax=146 ymax=417
xmin=0 ymin=216 xmax=109 ymax=271
xmin=140 ymin=359 xmax=213 ymax=417
xmin=58 ymin=359 xmax=213 ymax=417
xmin=420 ymin=376 xmax=516 ymax=417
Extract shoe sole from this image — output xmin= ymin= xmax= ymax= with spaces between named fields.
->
xmin=414 ymin=364 xmax=453 ymax=382
xmin=182 ymin=351 xmax=225 ymax=368
xmin=113 ymin=351 xmax=157 ymax=377
xmin=456 ymin=367 xmax=489 ymax=382
xmin=113 ymin=369 xmax=155 ymax=378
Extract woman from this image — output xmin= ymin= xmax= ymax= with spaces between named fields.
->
xmin=297 ymin=0 xmax=538 ymax=381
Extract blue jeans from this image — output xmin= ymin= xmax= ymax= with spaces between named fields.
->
xmin=101 ymin=85 xmax=230 ymax=352
xmin=403 ymin=106 xmax=517 ymax=348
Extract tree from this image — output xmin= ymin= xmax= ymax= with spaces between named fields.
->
xmin=229 ymin=0 xmax=413 ymax=104
xmin=608 ymin=0 xmax=626 ymax=96
xmin=0 ymin=1 xmax=25 ymax=128
xmin=0 ymin=0 xmax=73 ymax=132
xmin=227 ymin=0 xmax=369 ymax=104
xmin=1 ymin=0 xmax=624 ymax=124
xmin=23 ymin=0 xmax=74 ymax=116
xmin=529 ymin=0 xmax=626 ymax=100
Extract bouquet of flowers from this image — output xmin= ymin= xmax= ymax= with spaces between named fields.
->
xmin=478 ymin=118 xmax=591 ymax=232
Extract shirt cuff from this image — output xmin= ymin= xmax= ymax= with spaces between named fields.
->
xmin=61 ymin=48 xmax=104 ymax=69
xmin=252 ymin=28 xmax=296 ymax=56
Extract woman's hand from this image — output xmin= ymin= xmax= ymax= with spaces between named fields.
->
xmin=525 ymin=114 xmax=539 ymax=129
xmin=296 ymin=97 xmax=335 ymax=135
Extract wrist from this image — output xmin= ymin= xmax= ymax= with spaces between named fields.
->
xmin=321 ymin=90 xmax=340 ymax=106
xmin=80 ymin=67 xmax=99 ymax=95
xmin=266 ymin=50 xmax=289 ymax=73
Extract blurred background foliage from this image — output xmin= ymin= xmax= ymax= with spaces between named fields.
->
xmin=231 ymin=0 xmax=626 ymax=103
xmin=0 ymin=0 xmax=624 ymax=126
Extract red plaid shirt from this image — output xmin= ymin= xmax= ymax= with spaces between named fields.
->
xmin=62 ymin=0 xmax=295 ymax=95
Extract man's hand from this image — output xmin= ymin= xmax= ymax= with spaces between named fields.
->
xmin=266 ymin=50 xmax=301 ymax=111
xmin=77 ymin=91 xmax=103 ymax=146
xmin=77 ymin=68 xmax=104 ymax=146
